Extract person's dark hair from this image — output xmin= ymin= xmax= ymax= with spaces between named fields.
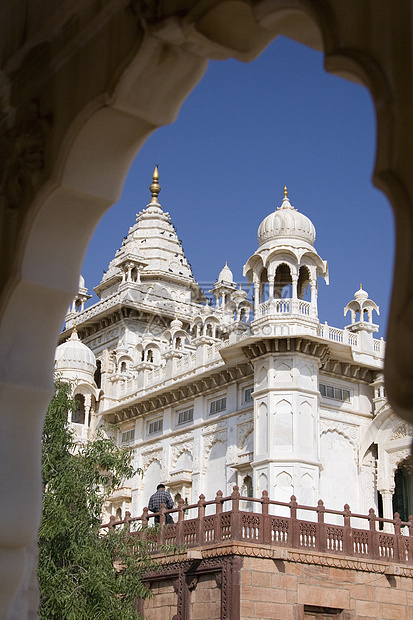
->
xmin=157 ymin=483 xmax=165 ymax=490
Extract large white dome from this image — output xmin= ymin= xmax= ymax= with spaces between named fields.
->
xmin=55 ymin=329 xmax=96 ymax=378
xmin=257 ymin=189 xmax=316 ymax=246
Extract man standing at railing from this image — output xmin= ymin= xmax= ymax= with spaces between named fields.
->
xmin=148 ymin=483 xmax=174 ymax=524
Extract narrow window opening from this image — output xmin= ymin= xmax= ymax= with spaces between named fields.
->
xmin=94 ymin=359 xmax=102 ymax=388
xmin=72 ymin=394 xmax=85 ymax=424
xmin=393 ymin=466 xmax=411 ymax=522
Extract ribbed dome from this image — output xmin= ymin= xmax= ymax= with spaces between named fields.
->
xmin=218 ymin=262 xmax=234 ymax=283
xmin=354 ymin=285 xmax=369 ymax=303
xmin=257 ymin=189 xmax=316 ymax=246
xmin=55 ymin=329 xmax=96 ymax=377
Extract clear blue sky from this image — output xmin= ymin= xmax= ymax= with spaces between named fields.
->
xmin=82 ymin=36 xmax=394 ymax=337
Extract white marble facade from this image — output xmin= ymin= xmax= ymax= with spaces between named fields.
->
xmin=57 ymin=169 xmax=413 ymax=524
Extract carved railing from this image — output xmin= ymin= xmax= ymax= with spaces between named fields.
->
xmin=257 ymin=299 xmax=313 ymax=318
xmin=101 ymin=487 xmax=413 ymax=565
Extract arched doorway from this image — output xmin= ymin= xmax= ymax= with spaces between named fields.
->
xmin=393 ymin=465 xmax=412 ymax=522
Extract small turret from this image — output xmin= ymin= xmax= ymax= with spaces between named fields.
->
xmin=211 ymin=262 xmax=237 ymax=309
xmin=65 ymin=274 xmax=92 ymax=324
xmin=344 ymin=285 xmax=379 ymax=333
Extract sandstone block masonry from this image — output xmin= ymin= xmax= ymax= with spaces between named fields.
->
xmin=139 ymin=544 xmax=413 ymax=620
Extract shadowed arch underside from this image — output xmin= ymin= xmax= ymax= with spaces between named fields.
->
xmin=1 ymin=1 xmax=413 ymax=617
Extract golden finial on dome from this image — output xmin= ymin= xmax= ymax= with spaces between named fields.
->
xmin=360 ymin=283 xmax=362 ymax=289
xmin=284 ymin=185 xmax=288 ymax=199
xmin=69 ymin=323 xmax=79 ymax=340
xmin=149 ymin=165 xmax=161 ymax=204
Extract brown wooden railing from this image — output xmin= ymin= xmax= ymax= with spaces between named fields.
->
xmin=102 ymin=486 xmax=413 ymax=565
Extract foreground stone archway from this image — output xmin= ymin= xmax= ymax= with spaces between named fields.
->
xmin=1 ymin=2 xmax=413 ymax=617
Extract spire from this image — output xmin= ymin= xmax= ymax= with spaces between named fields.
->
xmin=280 ymin=185 xmax=293 ymax=210
xmin=69 ymin=324 xmax=79 ymax=341
xmin=149 ymin=166 xmax=161 ymax=205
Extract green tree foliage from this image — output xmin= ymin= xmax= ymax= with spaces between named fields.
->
xmin=38 ymin=380 xmax=167 ymax=619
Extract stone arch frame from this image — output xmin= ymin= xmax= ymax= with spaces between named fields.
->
xmin=237 ymin=301 xmax=251 ymax=322
xmin=142 ymin=343 xmax=161 ymax=364
xmin=202 ymin=430 xmax=228 ymax=475
xmin=361 ymin=407 xmax=413 ymax=505
xmin=258 ymin=266 xmax=269 ymax=303
xmin=297 ymin=264 xmax=311 ymax=300
xmin=192 ymin=317 xmax=204 ymax=338
xmin=2 ymin=2 xmax=413 ymax=616
xmin=273 ymin=261 xmax=293 ymax=298
xmin=267 ymin=251 xmax=298 ymax=276
xmin=117 ymin=354 xmax=133 ymax=373
xmin=169 ymin=329 xmax=189 ymax=350
xmin=171 ymin=447 xmax=194 ymax=472
xmin=203 ymin=314 xmax=220 ymax=335
xmin=320 ymin=426 xmax=358 ymax=458
xmin=141 ymin=453 xmax=162 ymax=476
xmin=72 ymin=393 xmax=86 ymax=425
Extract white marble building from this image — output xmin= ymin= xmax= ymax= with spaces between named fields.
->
xmin=56 ymin=168 xmax=412 ymax=526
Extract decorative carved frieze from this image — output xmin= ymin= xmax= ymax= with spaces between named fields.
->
xmin=237 ymin=421 xmax=253 ymax=450
xmin=242 ymin=337 xmax=330 ymax=367
xmin=321 ymin=408 xmax=371 ymax=428
xmin=203 ymin=429 xmax=227 ymax=459
xmin=388 ymin=451 xmax=413 ymax=476
xmin=170 ymin=440 xmax=194 ymax=470
xmin=320 ymin=419 xmax=359 ymax=450
xmin=390 ymin=423 xmax=413 ymax=441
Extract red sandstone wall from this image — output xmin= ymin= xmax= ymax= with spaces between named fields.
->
xmin=143 ymin=578 xmax=177 ymax=620
xmin=241 ymin=556 xmax=413 ymax=620
xmin=189 ymin=574 xmax=221 ymax=619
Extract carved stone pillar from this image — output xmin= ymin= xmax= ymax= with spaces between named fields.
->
xmin=311 ymin=283 xmax=318 ymax=318
xmin=381 ymin=489 xmax=395 ymax=532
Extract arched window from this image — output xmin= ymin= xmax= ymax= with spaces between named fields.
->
xmin=297 ymin=266 xmax=311 ymax=300
xmin=116 ymin=507 xmax=122 ymax=521
xmin=259 ymin=267 xmax=268 ymax=302
xmin=393 ymin=466 xmax=411 ymax=522
xmin=72 ymin=394 xmax=85 ymax=424
xmin=94 ymin=359 xmax=101 ymax=388
xmin=120 ymin=361 xmax=127 ymax=373
xmin=274 ymin=263 xmax=292 ymax=299
xmin=243 ymin=475 xmax=253 ymax=498
xmin=146 ymin=349 xmax=154 ymax=363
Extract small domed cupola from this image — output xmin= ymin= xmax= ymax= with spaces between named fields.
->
xmin=65 ymin=274 xmax=92 ymax=325
xmin=55 ymin=327 xmax=97 ymax=383
xmin=244 ymin=186 xmax=328 ymax=323
xmin=218 ymin=262 xmax=234 ymax=284
xmin=212 ymin=262 xmax=237 ymax=309
xmin=344 ymin=285 xmax=380 ymax=332
xmin=257 ymin=186 xmax=316 ymax=248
